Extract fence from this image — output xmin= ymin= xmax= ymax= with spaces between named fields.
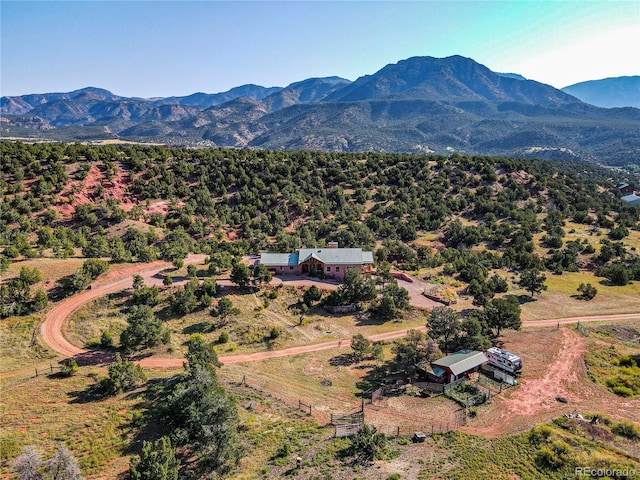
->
xmin=34 ymin=363 xmax=62 ymax=377
xmin=335 ymin=423 xmax=363 ymax=438
xmin=371 ymin=421 xmax=460 ymax=438
xmin=330 ymin=410 xmax=364 ymax=425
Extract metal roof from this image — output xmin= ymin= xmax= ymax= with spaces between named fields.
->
xmin=259 ymin=252 xmax=299 ymax=266
xmin=297 ymin=248 xmax=374 ymax=265
xmin=432 ymin=350 xmax=488 ymax=376
xmin=621 ymin=194 xmax=640 ymax=206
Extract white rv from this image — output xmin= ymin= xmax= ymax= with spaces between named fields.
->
xmin=486 ymin=347 xmax=522 ymax=374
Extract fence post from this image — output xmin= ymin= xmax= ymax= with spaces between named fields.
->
xmin=35 ymin=368 xmax=38 ymax=377
xmin=242 ymin=375 xmax=246 ymax=385
xmin=50 ymin=363 xmax=54 ymax=373
xmin=397 ymin=426 xmax=400 ymax=438
xmin=432 ymin=424 xmax=434 ymax=435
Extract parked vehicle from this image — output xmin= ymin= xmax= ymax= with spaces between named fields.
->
xmin=486 ymin=347 xmax=522 ymax=375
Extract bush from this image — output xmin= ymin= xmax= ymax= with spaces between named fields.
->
xmin=612 ymin=420 xmax=640 ymax=440
xmin=218 ymin=332 xmax=229 ymax=344
xmin=60 ymin=358 xmax=79 ymax=377
xmin=612 ymin=386 xmax=634 ymax=397
xmin=100 ymin=330 xmax=114 ymax=348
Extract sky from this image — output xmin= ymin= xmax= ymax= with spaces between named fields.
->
xmin=1 ymin=0 xmax=639 ymax=98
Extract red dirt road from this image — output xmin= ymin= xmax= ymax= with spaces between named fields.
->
xmin=40 ymin=258 xmax=639 ymax=369
xmin=41 ymin=255 xmax=207 ymax=359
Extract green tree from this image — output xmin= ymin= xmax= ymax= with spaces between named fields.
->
xmin=350 ymin=333 xmax=371 ymax=362
xmin=230 ymin=263 xmax=251 ymax=289
xmin=519 ymin=268 xmax=547 ymax=298
xmin=392 ymin=330 xmax=442 ymax=377
xmin=577 ymin=283 xmax=597 ymax=300
xmin=302 ymin=285 xmax=322 ymax=306
xmin=162 ymin=365 xmax=242 ymax=474
xmin=129 ymin=436 xmax=179 ymax=480
xmin=120 ymin=305 xmax=168 ymax=352
xmin=377 ymin=293 xmax=397 ymax=321
xmin=99 ymin=353 xmax=146 ymax=396
xmin=60 ymin=359 xmax=79 ymax=378
xmin=19 ymin=267 xmax=41 ymax=285
xmin=427 ymin=306 xmax=460 ymax=354
xmin=186 ymin=333 xmax=221 ymax=370
xmin=132 ymin=274 xmax=145 ymax=290
xmin=186 ymin=264 xmax=197 ymax=278
xmin=31 ymin=288 xmax=48 ymax=311
xmin=483 ymin=296 xmax=522 ymax=337
xmin=340 ymin=268 xmax=376 ymax=306
xmin=81 ymin=259 xmax=109 ymax=279
xmin=251 ymin=263 xmax=272 ymax=286
xmin=349 ymin=425 xmax=388 ymax=465
xmin=212 ymin=297 xmax=237 ymax=323
xmin=169 ymin=285 xmax=198 ymax=314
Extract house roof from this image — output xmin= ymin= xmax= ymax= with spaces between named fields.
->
xmin=432 ymin=350 xmax=488 ymax=376
xmin=297 ymin=248 xmax=374 ymax=265
xmin=259 ymin=252 xmax=299 ymax=266
xmin=621 ymin=194 xmax=640 ymax=204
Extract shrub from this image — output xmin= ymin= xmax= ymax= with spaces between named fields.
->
xmin=612 ymin=386 xmax=634 ymax=397
xmin=218 ymin=332 xmax=229 ymax=344
xmin=100 ymin=330 xmax=114 ymax=348
xmin=60 ymin=358 xmax=79 ymax=377
xmin=612 ymin=420 xmax=640 ymax=440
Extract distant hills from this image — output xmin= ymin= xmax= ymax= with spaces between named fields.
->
xmin=562 ymin=76 xmax=640 ymax=109
xmin=2 ymin=55 xmax=639 ymax=168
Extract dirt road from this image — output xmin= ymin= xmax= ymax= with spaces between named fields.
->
xmin=40 ymin=254 xmax=207 ymax=359
xmin=40 ymin=256 xmax=639 ymax=368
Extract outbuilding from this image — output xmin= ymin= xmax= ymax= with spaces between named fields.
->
xmin=430 ymin=350 xmax=488 ymax=384
xmin=622 ymin=194 xmax=640 ymax=208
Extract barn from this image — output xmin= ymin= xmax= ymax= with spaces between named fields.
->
xmin=429 ymin=350 xmax=489 ymax=384
xmin=621 ymin=194 xmax=640 ymax=208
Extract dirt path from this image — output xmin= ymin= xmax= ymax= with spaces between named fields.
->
xmin=40 ymin=259 xmax=639 ymax=367
xmin=40 ymin=254 xmax=207 ymax=359
xmin=464 ymin=327 xmax=640 ymax=436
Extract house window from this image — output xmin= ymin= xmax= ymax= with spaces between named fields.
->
xmin=326 ymin=266 xmax=331 ymax=272
xmin=289 ymin=266 xmax=294 ymax=270
xmin=335 ymin=267 xmax=340 ymax=272
xmin=280 ymin=266 xmax=284 ymax=272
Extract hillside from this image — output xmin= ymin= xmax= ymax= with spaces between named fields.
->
xmin=2 ymin=56 xmax=639 ymax=168
xmin=1 ymin=141 xmax=640 ymax=479
xmin=562 ymin=76 xmax=640 ymax=108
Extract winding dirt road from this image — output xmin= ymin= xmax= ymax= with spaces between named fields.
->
xmin=40 ymin=258 xmax=639 ymax=369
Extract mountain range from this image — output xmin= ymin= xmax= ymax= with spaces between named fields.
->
xmin=1 ymin=55 xmax=638 ymax=168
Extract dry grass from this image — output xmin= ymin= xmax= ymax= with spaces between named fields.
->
xmin=520 ymin=271 xmax=640 ymax=321
xmin=0 ymin=366 xmax=142 ymax=478
xmin=2 ymin=257 xmax=86 ymax=284
xmin=0 ymin=315 xmax=55 ymax=374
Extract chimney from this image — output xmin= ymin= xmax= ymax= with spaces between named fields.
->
xmin=328 ymin=242 xmax=339 ymax=249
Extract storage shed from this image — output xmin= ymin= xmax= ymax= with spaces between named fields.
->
xmin=622 ymin=194 xmax=640 ymax=207
xmin=430 ymin=350 xmax=488 ymax=384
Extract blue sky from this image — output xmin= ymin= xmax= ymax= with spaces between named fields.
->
xmin=1 ymin=1 xmax=638 ymax=97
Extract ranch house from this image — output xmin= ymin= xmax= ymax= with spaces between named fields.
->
xmin=259 ymin=243 xmax=374 ymax=280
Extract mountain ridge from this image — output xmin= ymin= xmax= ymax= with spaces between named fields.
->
xmin=2 ymin=56 xmax=638 ymax=168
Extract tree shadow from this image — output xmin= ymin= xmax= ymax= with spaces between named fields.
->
xmin=328 ymin=353 xmax=356 ymax=367
xmin=514 ymin=294 xmax=536 ymax=304
xmin=354 ymin=363 xmax=391 ymax=400
xmin=182 ymin=321 xmax=212 ymax=335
